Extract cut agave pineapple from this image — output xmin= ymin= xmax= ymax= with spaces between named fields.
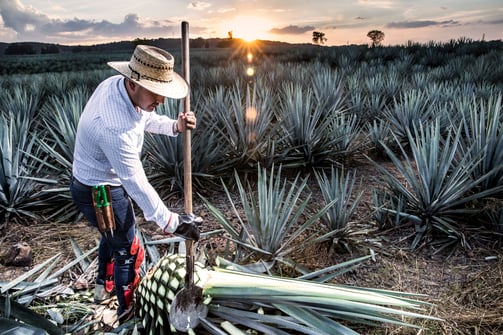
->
xmin=137 ymin=254 xmax=207 ymax=334
xmin=137 ymin=254 xmax=441 ymax=335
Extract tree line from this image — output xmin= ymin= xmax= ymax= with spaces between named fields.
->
xmin=312 ymin=30 xmax=385 ymax=46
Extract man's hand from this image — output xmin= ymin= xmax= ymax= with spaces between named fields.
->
xmin=177 ymin=111 xmax=197 ymax=132
xmin=174 ymin=213 xmax=203 ymax=241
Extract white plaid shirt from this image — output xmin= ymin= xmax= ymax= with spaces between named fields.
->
xmin=72 ymin=75 xmax=178 ymax=232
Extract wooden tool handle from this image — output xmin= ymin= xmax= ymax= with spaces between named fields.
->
xmin=181 ymin=21 xmax=192 ymax=214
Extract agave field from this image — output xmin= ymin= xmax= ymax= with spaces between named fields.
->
xmin=0 ymin=38 xmax=502 ymax=334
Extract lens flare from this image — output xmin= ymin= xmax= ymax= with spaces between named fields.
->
xmin=246 ymin=67 xmax=255 ymax=76
xmin=246 ymin=107 xmax=258 ymax=122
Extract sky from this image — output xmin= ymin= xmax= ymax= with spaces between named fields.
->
xmin=0 ymin=0 xmax=501 ymax=46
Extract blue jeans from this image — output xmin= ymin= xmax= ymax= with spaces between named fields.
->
xmin=70 ymin=178 xmax=136 ymax=317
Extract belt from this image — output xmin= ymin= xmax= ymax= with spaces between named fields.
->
xmin=72 ymin=178 xmax=122 ymax=190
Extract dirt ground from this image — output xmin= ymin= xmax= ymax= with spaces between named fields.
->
xmin=1 ymin=159 xmax=502 ymax=335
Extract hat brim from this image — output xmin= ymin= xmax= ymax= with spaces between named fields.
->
xmin=107 ymin=61 xmax=189 ymax=99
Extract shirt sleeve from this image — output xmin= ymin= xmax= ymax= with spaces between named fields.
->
xmin=145 ymin=112 xmax=179 ymax=136
xmin=99 ymin=126 xmax=173 ymax=231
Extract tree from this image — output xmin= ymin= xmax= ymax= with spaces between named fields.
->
xmin=191 ymin=37 xmax=206 ymax=48
xmin=41 ymin=45 xmax=60 ymax=54
xmin=312 ymin=31 xmax=327 ymax=45
xmin=4 ymin=43 xmax=36 ymax=55
xmin=367 ymin=30 xmax=385 ymax=47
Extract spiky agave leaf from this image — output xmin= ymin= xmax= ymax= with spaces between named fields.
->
xmin=137 ymin=254 xmax=441 ymax=335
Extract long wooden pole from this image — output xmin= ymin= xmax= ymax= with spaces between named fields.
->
xmin=181 ymin=21 xmax=192 ymax=215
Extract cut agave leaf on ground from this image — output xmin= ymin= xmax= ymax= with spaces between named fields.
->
xmin=0 ymin=296 xmax=62 ymax=335
xmin=138 ymin=254 xmax=442 ymax=335
xmin=215 ymin=256 xmax=274 ymax=274
xmin=0 ymin=317 xmax=49 ymax=335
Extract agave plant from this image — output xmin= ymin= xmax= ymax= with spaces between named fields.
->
xmin=33 ymin=86 xmax=89 ymax=222
xmin=0 ymin=80 xmax=44 ymax=122
xmin=201 ymin=164 xmax=335 ymax=264
xmin=276 ymin=82 xmax=352 ymax=167
xmin=454 ymin=94 xmax=503 ymax=191
xmin=142 ymin=99 xmax=185 ymax=197
xmin=137 ymin=252 xmax=441 ymax=335
xmin=365 ymin=119 xmax=393 ymax=157
xmin=0 ymin=231 xmax=441 ymax=335
xmin=0 ymin=111 xmax=50 ymax=226
xmin=143 ymin=99 xmax=234 ymax=196
xmin=382 ymin=89 xmax=437 ymax=144
xmin=369 ymin=120 xmax=503 ymax=251
xmin=201 ymin=81 xmax=278 ymax=170
xmin=315 ymin=166 xmax=363 ymax=232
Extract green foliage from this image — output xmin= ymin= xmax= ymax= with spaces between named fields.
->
xmin=0 ymin=40 xmax=501 ymax=252
xmin=201 ymin=165 xmax=335 ymax=263
xmin=383 ymin=89 xmax=436 ymax=143
xmin=202 ymin=82 xmax=277 ymax=170
xmin=315 ymin=166 xmax=363 ymax=233
xmin=455 ymin=94 xmax=503 ymax=191
xmin=369 ymin=121 xmax=503 ymax=251
xmin=0 ymin=111 xmax=47 ymax=226
xmin=2 ymin=38 xmax=502 ymax=334
xmin=276 ymin=79 xmax=357 ymax=167
xmin=34 ymin=86 xmax=90 ymax=222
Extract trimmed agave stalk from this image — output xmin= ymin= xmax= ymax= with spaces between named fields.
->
xmin=137 ymin=254 xmax=441 ymax=335
xmin=137 ymin=254 xmax=206 ymax=334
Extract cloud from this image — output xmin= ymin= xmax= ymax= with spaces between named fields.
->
xmin=217 ymin=8 xmax=236 ymax=14
xmin=188 ymin=2 xmax=211 ymax=10
xmin=386 ymin=19 xmax=459 ymax=29
xmin=357 ymin=0 xmax=395 ymax=9
xmin=0 ymin=0 xmax=178 ymax=43
xmin=268 ymin=25 xmax=315 ymax=35
xmin=485 ymin=18 xmax=503 ymax=25
xmin=0 ymin=0 xmax=51 ymax=32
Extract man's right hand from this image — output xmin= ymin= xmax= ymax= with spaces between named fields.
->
xmin=173 ymin=213 xmax=202 ymax=241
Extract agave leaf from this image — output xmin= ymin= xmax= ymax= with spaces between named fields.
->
xmin=46 ymin=308 xmax=65 ymax=324
xmin=368 ymin=119 xmax=503 ymax=249
xmin=297 ymin=254 xmax=373 ymax=282
xmin=202 ymin=264 xmax=439 ymax=333
xmin=10 ymin=279 xmax=59 ymax=299
xmin=199 ymin=316 xmax=229 ymax=335
xmin=1 ymin=253 xmax=61 ymax=294
xmin=203 ymin=165 xmax=337 ymax=263
xmin=274 ymin=304 xmax=358 ymax=335
xmin=215 ymin=256 xmax=274 ymax=274
xmin=48 ymin=245 xmax=98 ymax=280
xmin=0 ymin=317 xmax=49 ymax=335
xmin=69 ymin=237 xmax=91 ymax=272
xmin=3 ymin=291 xmax=10 ymax=317
xmin=220 ymin=321 xmax=249 ymax=335
xmin=214 ymin=309 xmax=292 ymax=335
xmin=0 ymin=296 xmax=61 ymax=335
xmin=211 ymin=304 xmax=329 ymax=335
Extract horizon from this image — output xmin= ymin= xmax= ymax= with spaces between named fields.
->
xmin=0 ymin=0 xmax=501 ymax=47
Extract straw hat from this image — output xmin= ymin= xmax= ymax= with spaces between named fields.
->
xmin=107 ymin=45 xmax=188 ymax=99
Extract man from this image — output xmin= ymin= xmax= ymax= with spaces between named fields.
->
xmin=70 ymin=45 xmax=201 ymax=323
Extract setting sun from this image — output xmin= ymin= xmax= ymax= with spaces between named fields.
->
xmin=225 ymin=15 xmax=273 ymax=42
